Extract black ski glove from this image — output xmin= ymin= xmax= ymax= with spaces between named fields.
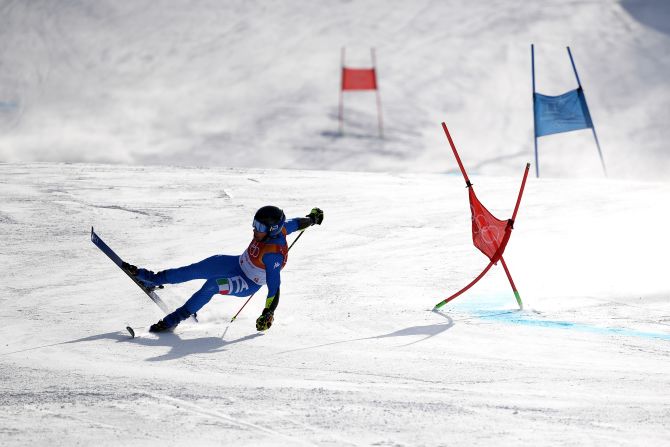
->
xmin=307 ymin=207 xmax=324 ymax=225
xmin=256 ymin=308 xmax=274 ymax=331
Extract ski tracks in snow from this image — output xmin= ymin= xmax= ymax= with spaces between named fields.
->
xmin=138 ymin=391 xmax=362 ymax=447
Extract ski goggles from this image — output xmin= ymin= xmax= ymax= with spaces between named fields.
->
xmin=252 ymin=219 xmax=269 ymax=233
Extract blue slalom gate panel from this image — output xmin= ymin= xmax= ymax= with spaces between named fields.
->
xmin=534 ymin=88 xmax=593 ymax=137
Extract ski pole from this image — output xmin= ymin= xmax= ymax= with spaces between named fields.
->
xmin=229 ymin=230 xmax=306 ymax=323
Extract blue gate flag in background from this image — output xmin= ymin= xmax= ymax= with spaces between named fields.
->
xmin=534 ymin=88 xmax=593 ymax=138
xmin=531 ymin=45 xmax=607 ymax=177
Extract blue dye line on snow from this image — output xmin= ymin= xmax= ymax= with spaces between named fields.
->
xmin=473 ymin=309 xmax=670 ymax=341
xmin=453 ymin=296 xmax=670 ymax=341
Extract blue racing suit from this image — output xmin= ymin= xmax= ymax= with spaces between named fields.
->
xmin=138 ymin=217 xmax=309 ymax=328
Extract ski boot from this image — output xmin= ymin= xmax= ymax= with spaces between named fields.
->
xmin=122 ymin=262 xmax=163 ymax=291
xmin=150 ymin=307 xmax=192 ymax=333
xmin=149 ymin=319 xmax=175 ymax=333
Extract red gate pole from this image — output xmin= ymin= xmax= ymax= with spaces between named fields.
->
xmin=339 ymin=47 xmax=345 ymax=135
xmin=372 ymin=48 xmax=384 ymax=138
xmin=500 ymin=162 xmax=530 ymax=310
xmin=500 ymin=257 xmax=523 ymax=310
xmin=441 ymin=122 xmax=471 ymax=186
xmin=434 ymin=259 xmax=496 ymax=309
xmin=512 ymin=163 xmax=530 ymax=222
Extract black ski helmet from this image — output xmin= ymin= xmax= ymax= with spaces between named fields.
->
xmin=253 ymin=205 xmax=286 ymax=237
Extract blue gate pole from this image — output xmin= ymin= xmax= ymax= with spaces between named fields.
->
xmin=567 ymin=47 xmax=608 ymax=177
xmin=566 ymin=46 xmax=582 ymax=88
xmin=531 ymin=44 xmax=539 ymax=178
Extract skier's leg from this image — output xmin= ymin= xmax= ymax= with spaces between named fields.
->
xmin=138 ymin=255 xmax=239 ymax=286
xmin=161 ymin=275 xmax=259 ymax=326
xmin=154 ymin=256 xmax=258 ymax=331
xmin=162 ymin=279 xmax=219 ymax=328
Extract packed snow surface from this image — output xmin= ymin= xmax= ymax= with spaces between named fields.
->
xmin=1 ymin=163 xmax=669 ymax=446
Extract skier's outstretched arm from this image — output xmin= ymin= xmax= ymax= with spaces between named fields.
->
xmin=284 ymin=207 xmax=324 ymax=235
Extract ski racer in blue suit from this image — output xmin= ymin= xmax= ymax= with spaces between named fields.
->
xmin=125 ymin=206 xmax=324 ymax=333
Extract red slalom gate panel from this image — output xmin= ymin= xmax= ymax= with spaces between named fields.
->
xmin=341 ymin=68 xmax=377 ymax=91
xmin=469 ymin=188 xmax=510 ymax=262
xmin=339 ymin=48 xmax=384 ymax=137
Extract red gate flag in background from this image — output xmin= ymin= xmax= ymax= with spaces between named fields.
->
xmin=339 ymin=48 xmax=383 ymax=137
xmin=342 ymin=68 xmax=377 ymax=90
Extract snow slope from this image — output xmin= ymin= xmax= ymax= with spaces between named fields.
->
xmin=1 ymin=0 xmax=669 ymax=178
xmin=1 ymin=163 xmax=669 ymax=445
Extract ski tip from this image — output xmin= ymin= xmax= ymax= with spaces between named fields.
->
xmin=126 ymin=326 xmax=135 ymax=338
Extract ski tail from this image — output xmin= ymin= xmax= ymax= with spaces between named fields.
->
xmin=91 ymin=227 xmax=171 ymax=314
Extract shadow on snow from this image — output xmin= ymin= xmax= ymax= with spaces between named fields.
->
xmin=277 ymin=313 xmax=455 ymax=355
xmin=0 ymin=331 xmax=263 ymax=361
xmin=126 ymin=332 xmax=263 ymax=361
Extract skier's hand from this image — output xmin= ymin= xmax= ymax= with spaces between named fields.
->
xmin=256 ymin=308 xmax=274 ymax=331
xmin=307 ymin=207 xmax=324 ymax=225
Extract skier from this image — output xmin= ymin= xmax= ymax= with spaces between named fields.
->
xmin=124 ymin=206 xmax=324 ymax=333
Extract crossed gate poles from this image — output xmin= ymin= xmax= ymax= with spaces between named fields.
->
xmin=434 ymin=123 xmax=530 ymax=311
